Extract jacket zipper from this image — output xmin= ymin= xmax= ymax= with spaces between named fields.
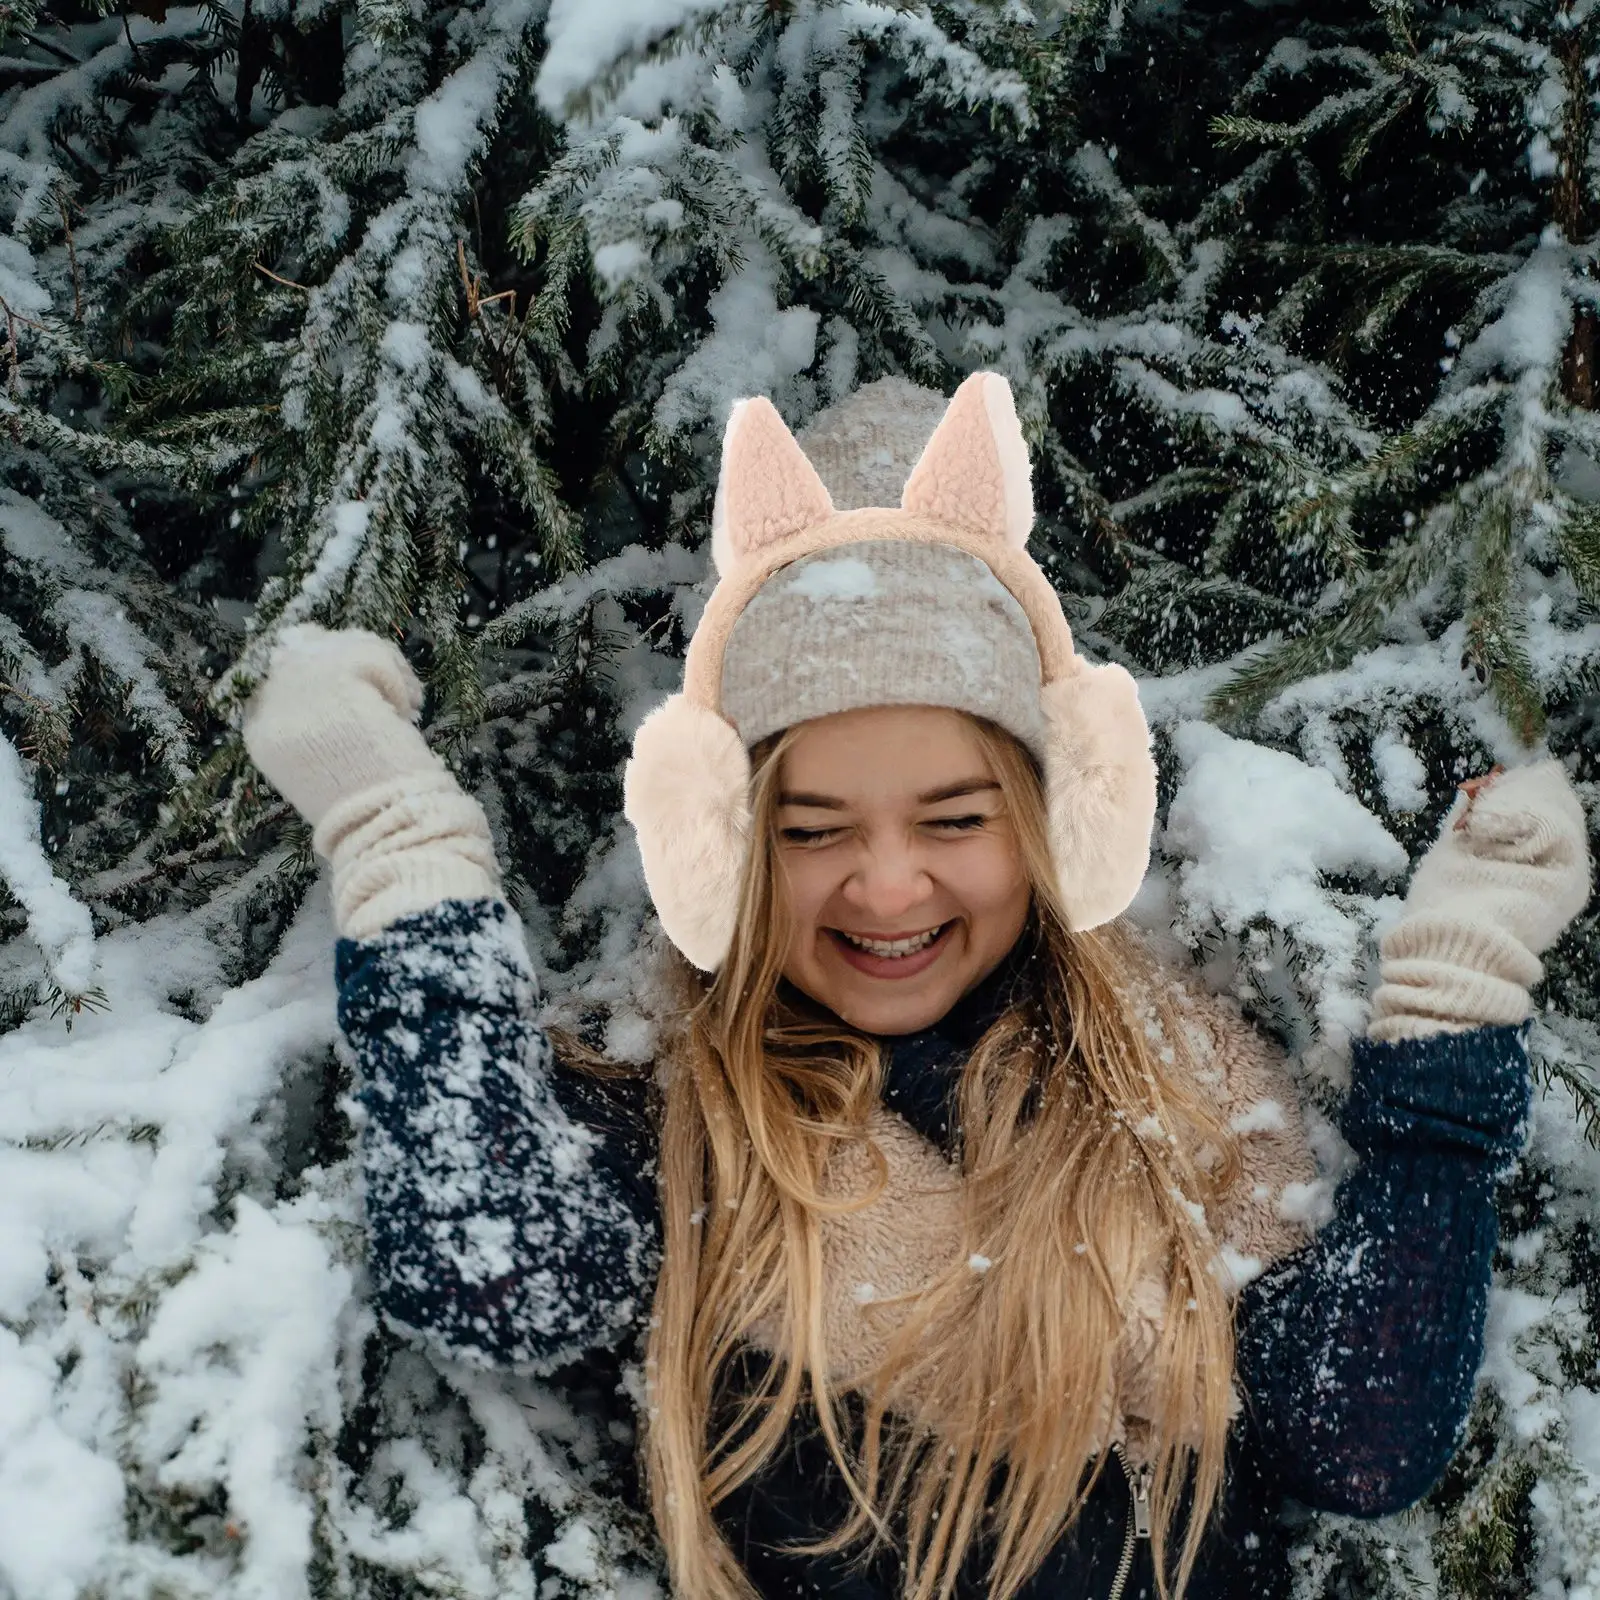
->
xmin=1106 ymin=1443 xmax=1152 ymax=1600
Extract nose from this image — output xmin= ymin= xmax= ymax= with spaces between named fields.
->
xmin=841 ymin=837 xmax=934 ymax=924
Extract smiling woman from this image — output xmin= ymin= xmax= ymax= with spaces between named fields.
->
xmin=241 ymin=373 xmax=1592 ymax=1600
xmin=771 ymin=706 xmax=1031 ymax=1035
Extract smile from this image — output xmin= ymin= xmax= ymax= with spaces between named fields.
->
xmin=826 ymin=922 xmax=954 ymax=982
xmin=830 ymin=922 xmax=951 ymax=962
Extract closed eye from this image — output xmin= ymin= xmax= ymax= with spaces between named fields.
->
xmin=925 ymin=814 xmax=989 ymax=832
xmin=780 ymin=826 xmax=841 ymax=846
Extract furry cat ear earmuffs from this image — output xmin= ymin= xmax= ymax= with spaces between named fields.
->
xmin=622 ymin=372 xmax=1157 ymax=972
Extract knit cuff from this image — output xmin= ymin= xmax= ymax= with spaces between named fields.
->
xmin=1345 ymin=1025 xmax=1531 ymax=1157
xmin=316 ymin=772 xmax=501 ymax=938
xmin=1368 ymin=915 xmax=1542 ymax=1041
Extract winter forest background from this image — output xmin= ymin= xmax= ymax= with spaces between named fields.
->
xmin=3 ymin=0 xmax=1600 ymax=1594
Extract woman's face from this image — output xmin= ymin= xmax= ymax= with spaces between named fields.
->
xmin=773 ymin=705 xmax=1032 ymax=1036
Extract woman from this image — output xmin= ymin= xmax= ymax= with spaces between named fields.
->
xmin=244 ymin=374 xmax=1591 ymax=1600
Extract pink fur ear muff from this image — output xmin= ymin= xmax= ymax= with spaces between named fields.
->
xmin=622 ymin=694 xmax=752 ymax=972
xmin=623 ymin=373 xmax=1159 ymax=972
xmin=1041 ymin=664 xmax=1158 ymax=931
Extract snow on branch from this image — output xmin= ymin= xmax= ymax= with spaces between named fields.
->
xmin=0 ymin=728 xmax=95 ymax=994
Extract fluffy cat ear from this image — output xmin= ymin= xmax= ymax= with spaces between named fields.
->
xmin=711 ymin=397 xmax=835 ymax=577
xmin=901 ymin=372 xmax=1033 ymax=547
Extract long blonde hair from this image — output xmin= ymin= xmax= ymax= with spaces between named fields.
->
xmin=643 ymin=717 xmax=1240 ymax=1600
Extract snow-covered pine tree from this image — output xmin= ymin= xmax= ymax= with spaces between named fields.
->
xmin=2 ymin=0 xmax=1599 ymax=1595
xmin=1178 ymin=6 xmax=1600 ymax=1594
xmin=0 ymin=0 xmax=661 ymax=1594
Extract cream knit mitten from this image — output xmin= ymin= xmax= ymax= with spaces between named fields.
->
xmin=1368 ymin=760 xmax=1592 ymax=1043
xmin=242 ymin=625 xmax=500 ymax=938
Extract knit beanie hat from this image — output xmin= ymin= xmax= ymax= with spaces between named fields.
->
xmin=622 ymin=372 xmax=1157 ymax=971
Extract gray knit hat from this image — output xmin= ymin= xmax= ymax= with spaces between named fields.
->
xmin=720 ymin=539 xmax=1047 ymax=755
xmin=797 ymin=377 xmax=953 ymax=510
xmin=717 ymin=377 xmax=1048 ymax=755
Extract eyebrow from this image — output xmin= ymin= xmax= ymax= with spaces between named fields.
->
xmin=777 ymin=779 xmax=1001 ymax=809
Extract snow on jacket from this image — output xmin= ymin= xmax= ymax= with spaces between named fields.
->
xmin=336 ymin=898 xmax=1531 ymax=1600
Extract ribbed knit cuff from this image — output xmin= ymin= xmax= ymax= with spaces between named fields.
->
xmin=1368 ymin=915 xmax=1542 ymax=1041
xmin=316 ymin=772 xmax=501 ymax=938
xmin=1345 ymin=1025 xmax=1531 ymax=1157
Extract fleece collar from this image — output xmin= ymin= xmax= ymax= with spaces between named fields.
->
xmin=742 ymin=955 xmax=1320 ymax=1434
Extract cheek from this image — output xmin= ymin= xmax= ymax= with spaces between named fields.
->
xmin=950 ymin=841 xmax=1029 ymax=923
xmin=777 ymin=854 xmax=834 ymax=932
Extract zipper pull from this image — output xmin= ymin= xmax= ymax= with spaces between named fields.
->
xmin=1131 ymin=1466 xmax=1153 ymax=1540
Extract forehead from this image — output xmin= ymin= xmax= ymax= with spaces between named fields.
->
xmin=777 ymin=706 xmax=994 ymax=803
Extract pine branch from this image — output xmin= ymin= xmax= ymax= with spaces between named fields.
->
xmin=1354 ymin=268 xmax=1430 ymax=351
xmin=1031 ymin=434 xmax=1128 ymax=566
xmin=1537 ymin=1052 xmax=1600 ymax=1148
xmin=2 ymin=397 xmax=194 ymax=479
xmin=1374 ymin=0 xmax=1417 ymax=53
xmin=1207 ymin=497 xmax=1458 ymax=723
xmin=1339 ymin=83 xmax=1417 ymax=178
xmin=1462 ymin=491 xmax=1545 ymax=744
xmin=355 ymin=0 xmax=414 ymax=48
xmin=1099 ymin=550 xmax=1307 ymax=671
xmin=831 ymin=245 xmax=944 ymax=380
xmin=1110 ymin=466 xmax=1236 ymax=524
xmin=1211 ymin=113 xmax=1302 ymax=150
xmin=1555 ymin=501 xmax=1600 ymax=608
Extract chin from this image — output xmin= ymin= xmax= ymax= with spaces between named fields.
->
xmin=848 ymin=1003 xmax=951 ymax=1036
xmin=825 ymin=977 xmax=963 ymax=1037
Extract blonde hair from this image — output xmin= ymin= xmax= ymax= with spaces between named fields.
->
xmin=643 ymin=717 xmax=1239 ymax=1600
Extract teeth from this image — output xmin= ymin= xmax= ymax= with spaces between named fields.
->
xmin=838 ymin=925 xmax=944 ymax=958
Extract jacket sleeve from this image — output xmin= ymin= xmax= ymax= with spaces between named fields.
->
xmin=335 ymin=897 xmax=662 ymax=1370
xmin=1234 ymin=1023 xmax=1530 ymax=1515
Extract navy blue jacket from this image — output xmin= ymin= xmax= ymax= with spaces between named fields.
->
xmin=335 ymin=899 xmax=1531 ymax=1600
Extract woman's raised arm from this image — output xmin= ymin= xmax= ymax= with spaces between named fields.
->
xmin=1236 ymin=1022 xmax=1528 ymax=1514
xmin=1236 ymin=761 xmax=1591 ymax=1514
xmin=245 ymin=626 xmax=660 ymax=1370
xmin=336 ymin=897 xmax=660 ymax=1368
